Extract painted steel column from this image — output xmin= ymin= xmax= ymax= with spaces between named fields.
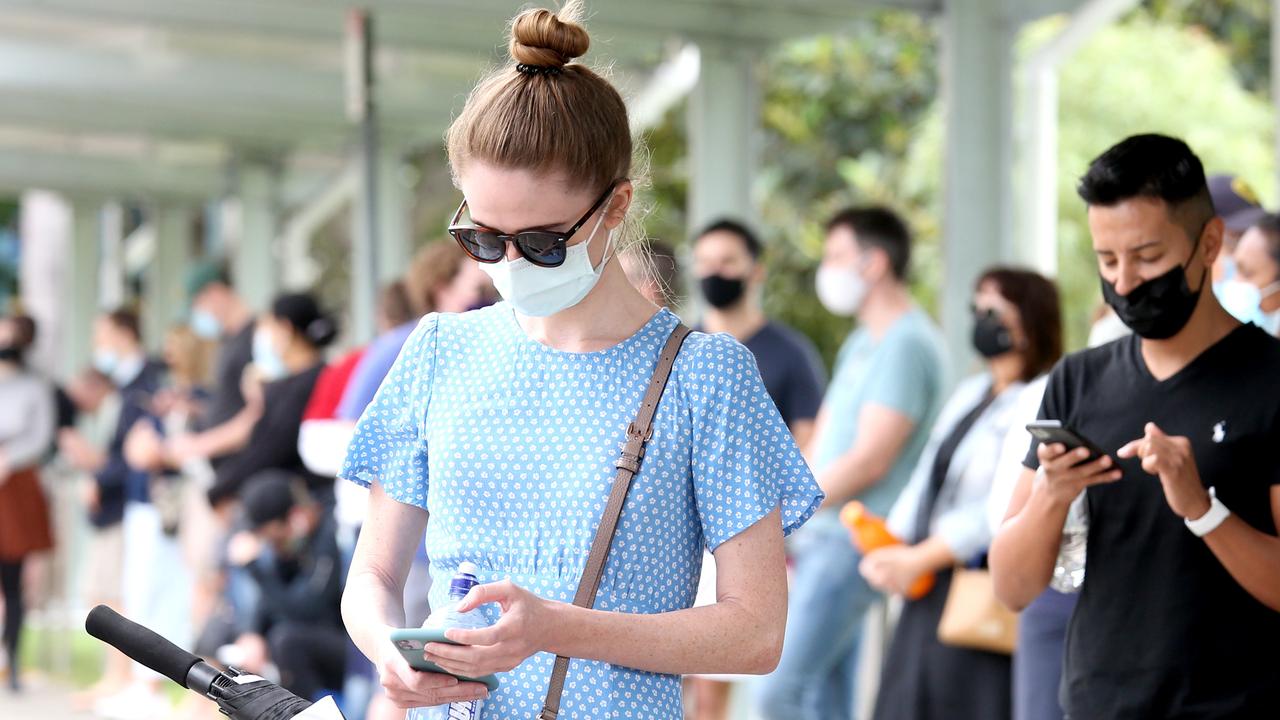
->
xmin=941 ymin=0 xmax=1017 ymax=377
xmin=145 ymin=203 xmax=194 ymax=349
xmin=686 ymin=41 xmax=760 ymax=235
xmin=235 ymin=162 xmax=281 ymax=313
xmin=66 ymin=198 xmax=102 ymax=378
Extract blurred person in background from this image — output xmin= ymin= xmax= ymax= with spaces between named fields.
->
xmin=1207 ymin=174 xmax=1265 ymax=288
xmin=692 ymin=219 xmax=825 ymax=449
xmin=863 ymin=268 xmax=1062 ymax=720
xmin=58 ymin=368 xmax=129 ymax=704
xmin=204 ymin=292 xmax=337 ymax=508
xmin=0 ymin=324 xmax=55 ymax=693
xmin=1226 ymin=213 xmax=1280 ymax=336
xmin=688 ymin=219 xmax=825 ymax=720
xmin=185 ymin=262 xmax=257 ymax=451
xmin=224 ymin=472 xmax=345 ymax=702
xmin=991 ymin=134 xmax=1280 ymax=718
xmin=621 ymin=239 xmax=681 ymax=308
xmin=84 ymin=309 xmax=174 ymax=720
xmin=758 ymin=207 xmax=947 ymax=720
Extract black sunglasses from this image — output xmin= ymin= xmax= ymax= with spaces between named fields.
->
xmin=448 ymin=181 xmax=618 ymax=268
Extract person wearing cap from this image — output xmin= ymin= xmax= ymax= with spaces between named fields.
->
xmin=205 ymin=292 xmax=338 ymax=508
xmin=1229 ymin=213 xmax=1280 ymax=336
xmin=185 ymin=263 xmax=257 ymax=446
xmin=1207 ymin=175 xmax=1269 ymax=323
xmin=225 ymin=471 xmax=345 ymax=702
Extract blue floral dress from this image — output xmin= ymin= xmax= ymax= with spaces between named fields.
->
xmin=341 ymin=304 xmax=822 ymax=719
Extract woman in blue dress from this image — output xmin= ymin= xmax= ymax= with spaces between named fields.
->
xmin=338 ymin=3 xmax=823 ymax=718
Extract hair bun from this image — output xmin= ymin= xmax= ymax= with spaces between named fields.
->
xmin=509 ymin=5 xmax=590 ymax=69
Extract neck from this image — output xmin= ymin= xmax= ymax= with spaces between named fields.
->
xmin=857 ymin=281 xmax=913 ymax=338
xmin=988 ymin=354 xmax=1023 ymax=395
xmin=703 ymin=300 xmax=766 ymax=340
xmin=1140 ymin=292 xmax=1238 ymax=380
xmin=283 ymin=342 xmax=319 ymax=373
xmin=224 ymin=300 xmax=254 ymax=335
xmin=516 ymin=259 xmax=659 ymax=353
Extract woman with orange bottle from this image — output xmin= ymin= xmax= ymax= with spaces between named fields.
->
xmin=857 ymin=268 xmax=1063 ymax=720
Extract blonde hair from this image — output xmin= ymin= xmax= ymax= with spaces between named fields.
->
xmin=404 ymin=240 xmax=467 ymax=316
xmin=445 ymin=1 xmax=648 ymax=251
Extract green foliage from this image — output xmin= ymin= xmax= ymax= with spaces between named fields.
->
xmin=1146 ymin=0 xmax=1271 ymax=93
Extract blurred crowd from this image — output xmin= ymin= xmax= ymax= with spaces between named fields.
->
xmin=1 ymin=141 xmax=1279 ymax=720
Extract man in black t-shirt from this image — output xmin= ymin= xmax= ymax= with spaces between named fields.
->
xmin=692 ymin=219 xmax=827 ymax=448
xmin=991 ymin=134 xmax=1280 ymax=719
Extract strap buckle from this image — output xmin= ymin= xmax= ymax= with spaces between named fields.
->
xmin=626 ymin=422 xmax=654 ymax=442
xmin=539 ymin=709 xmax=559 ymax=720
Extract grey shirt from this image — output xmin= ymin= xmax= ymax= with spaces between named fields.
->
xmin=0 ymin=369 xmax=55 ymax=469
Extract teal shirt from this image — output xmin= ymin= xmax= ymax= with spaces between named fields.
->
xmin=810 ymin=308 xmax=948 ymax=524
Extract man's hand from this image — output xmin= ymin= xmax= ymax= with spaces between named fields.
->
xmin=1118 ymin=422 xmax=1211 ymax=520
xmin=1032 ymin=442 xmax=1123 ymax=508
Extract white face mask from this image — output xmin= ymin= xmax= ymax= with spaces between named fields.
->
xmin=816 ymin=264 xmax=868 ymax=317
xmin=480 ymin=204 xmax=614 ymax=317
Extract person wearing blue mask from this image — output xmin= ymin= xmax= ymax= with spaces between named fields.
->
xmin=175 ymin=263 xmax=257 ymax=468
xmin=1207 ymin=174 xmax=1267 ymax=322
xmin=205 ymin=293 xmax=337 ymax=509
xmin=1230 ymin=215 xmax=1280 ymax=337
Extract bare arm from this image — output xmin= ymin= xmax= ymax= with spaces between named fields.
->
xmin=817 ymin=403 xmax=915 ymax=509
xmin=433 ymin=508 xmax=790 ymax=677
xmin=1199 ymin=487 xmax=1280 ymax=612
xmin=342 ymin=481 xmax=489 ymax=708
xmin=989 ymin=445 xmax=1120 ymax=611
xmin=789 ymin=419 xmax=815 ymax=455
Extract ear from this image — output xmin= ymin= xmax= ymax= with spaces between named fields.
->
xmin=603 ymin=180 xmax=634 ymax=230
xmin=863 ymin=245 xmax=892 ymax=283
xmin=749 ymin=260 xmax=767 ymax=286
xmin=1200 ymin=216 xmax=1225 ymax=267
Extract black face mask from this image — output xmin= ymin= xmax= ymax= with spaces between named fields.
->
xmin=972 ymin=310 xmax=1015 ymax=358
xmin=1100 ymin=235 xmax=1207 ymax=340
xmin=0 ymin=345 xmax=23 ymax=364
xmin=699 ymin=274 xmax=746 ymax=309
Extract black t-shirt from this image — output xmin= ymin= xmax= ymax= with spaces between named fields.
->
xmin=208 ymin=363 xmax=326 ymax=506
xmin=200 ymin=321 xmax=255 ymax=434
xmin=739 ymin=321 xmax=826 ymax=428
xmin=1025 ymin=325 xmax=1280 ymax=718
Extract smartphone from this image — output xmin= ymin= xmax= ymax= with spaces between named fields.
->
xmin=1025 ymin=420 xmax=1111 ymax=464
xmin=388 ymin=628 xmax=501 ymax=691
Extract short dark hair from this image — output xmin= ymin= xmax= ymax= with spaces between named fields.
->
xmin=1077 ymin=134 xmax=1214 ymax=241
xmin=694 ymin=218 xmax=763 ymax=260
xmin=8 ymin=314 xmax=36 ymax=348
xmin=976 ymin=267 xmax=1063 ymax=382
xmin=1248 ymin=213 xmax=1280 ymax=267
xmin=270 ymin=293 xmax=338 ymax=349
xmin=104 ymin=309 xmax=142 ymax=343
xmin=825 ymin=206 xmax=912 ymax=280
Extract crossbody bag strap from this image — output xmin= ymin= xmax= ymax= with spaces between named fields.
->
xmin=538 ymin=322 xmax=691 ymax=720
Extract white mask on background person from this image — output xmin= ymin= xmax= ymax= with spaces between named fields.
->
xmin=815 ymin=264 xmax=868 ymax=317
xmin=480 ymin=203 xmax=614 ymax=318
xmin=1216 ymin=279 xmax=1264 ymax=325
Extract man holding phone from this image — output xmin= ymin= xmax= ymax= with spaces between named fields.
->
xmin=990 ymin=134 xmax=1280 ymax=718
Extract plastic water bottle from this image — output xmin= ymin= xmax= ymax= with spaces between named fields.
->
xmin=412 ymin=562 xmax=490 ymax=720
xmin=1051 ymin=491 xmax=1088 ymax=593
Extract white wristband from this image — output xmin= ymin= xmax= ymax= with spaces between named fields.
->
xmin=1184 ymin=487 xmax=1230 ymax=537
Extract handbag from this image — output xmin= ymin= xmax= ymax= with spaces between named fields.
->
xmin=537 ymin=323 xmax=691 ymax=720
xmin=936 ymin=566 xmax=1019 ymax=655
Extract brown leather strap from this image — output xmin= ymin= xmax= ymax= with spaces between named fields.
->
xmin=538 ymin=322 xmax=691 ymax=720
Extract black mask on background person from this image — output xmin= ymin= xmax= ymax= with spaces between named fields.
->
xmin=699 ymin=274 xmax=746 ymax=309
xmin=0 ymin=345 xmax=23 ymax=364
xmin=1101 ymin=233 xmax=1207 ymax=340
xmin=972 ymin=310 xmax=1014 ymax=358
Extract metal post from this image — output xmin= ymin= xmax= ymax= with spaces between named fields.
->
xmin=146 ymin=203 xmax=193 ymax=349
xmin=686 ymin=41 xmax=759 ymax=234
xmin=235 ymin=161 xmax=281 ymax=312
xmin=67 ymin=198 xmax=102 ymax=378
xmin=941 ymin=0 xmax=1017 ymax=379
xmin=348 ymin=9 xmax=380 ymax=344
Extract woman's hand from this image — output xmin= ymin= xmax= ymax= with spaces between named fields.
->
xmin=860 ymin=545 xmax=929 ymax=596
xmin=425 ymin=580 xmax=553 ymax=678
xmin=376 ymin=631 xmax=489 ymax=709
